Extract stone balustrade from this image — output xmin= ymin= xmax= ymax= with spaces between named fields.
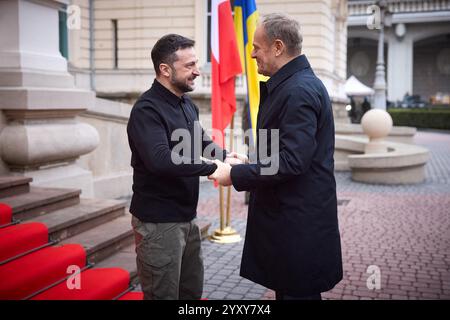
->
xmin=194 ymin=70 xmax=247 ymax=97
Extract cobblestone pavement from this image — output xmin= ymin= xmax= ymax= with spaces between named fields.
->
xmin=197 ymin=130 xmax=450 ymax=300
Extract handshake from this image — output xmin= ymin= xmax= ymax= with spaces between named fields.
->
xmin=207 ymin=152 xmax=248 ymax=186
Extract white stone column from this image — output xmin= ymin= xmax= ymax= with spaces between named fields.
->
xmin=387 ymin=30 xmax=413 ymax=102
xmin=0 ymin=0 xmax=98 ymax=197
xmin=330 ymin=0 xmax=351 ymax=123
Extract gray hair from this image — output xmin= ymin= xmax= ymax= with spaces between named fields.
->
xmin=260 ymin=13 xmax=303 ymax=56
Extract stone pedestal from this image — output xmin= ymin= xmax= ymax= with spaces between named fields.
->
xmin=0 ymin=0 xmax=98 ymax=196
xmin=361 ymin=109 xmax=393 ymax=154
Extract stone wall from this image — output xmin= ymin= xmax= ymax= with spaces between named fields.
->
xmin=257 ymin=0 xmax=348 ymax=100
xmin=69 ymin=0 xmax=91 ymax=70
xmin=0 ymin=0 xmax=99 ymax=197
xmin=0 ymin=112 xmax=8 ymax=175
xmin=77 ymin=98 xmax=133 ymax=199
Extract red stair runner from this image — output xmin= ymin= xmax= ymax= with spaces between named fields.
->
xmin=0 ymin=203 xmax=12 ymax=226
xmin=0 ymin=222 xmax=48 ymax=262
xmin=0 ymin=244 xmax=86 ymax=300
xmin=0 ymin=201 xmax=143 ymax=300
xmin=32 ymin=268 xmax=130 ymax=300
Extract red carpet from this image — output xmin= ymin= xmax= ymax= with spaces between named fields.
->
xmin=118 ymin=291 xmax=144 ymax=300
xmin=32 ymin=268 xmax=130 ymax=300
xmin=0 ymin=244 xmax=86 ymax=300
xmin=0 ymin=203 xmax=12 ymax=226
xmin=0 ymin=222 xmax=48 ymax=262
xmin=0 ymin=200 xmax=143 ymax=300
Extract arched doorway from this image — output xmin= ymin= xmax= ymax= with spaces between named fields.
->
xmin=347 ymin=37 xmax=388 ymax=89
xmin=413 ymin=33 xmax=450 ymax=104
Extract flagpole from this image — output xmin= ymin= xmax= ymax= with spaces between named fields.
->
xmin=219 ymin=185 xmax=224 ymax=231
xmin=208 ymin=0 xmax=241 ymax=244
xmin=210 ymin=113 xmax=241 ymax=244
xmin=225 ymin=115 xmax=234 ymax=227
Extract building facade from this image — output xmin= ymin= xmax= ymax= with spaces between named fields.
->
xmin=0 ymin=0 xmax=349 ymax=198
xmin=347 ymin=0 xmax=450 ymax=104
xmin=68 ymin=0 xmax=349 ymax=119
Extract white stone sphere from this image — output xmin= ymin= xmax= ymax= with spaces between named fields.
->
xmin=361 ymin=109 xmax=393 ymax=139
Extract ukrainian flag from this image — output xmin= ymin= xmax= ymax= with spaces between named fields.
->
xmin=233 ymin=0 xmax=266 ymax=144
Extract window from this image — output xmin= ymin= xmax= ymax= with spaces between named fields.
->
xmin=112 ymin=19 xmax=118 ymax=69
xmin=58 ymin=9 xmax=68 ymax=59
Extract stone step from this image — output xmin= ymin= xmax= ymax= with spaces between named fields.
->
xmin=60 ymin=214 xmax=134 ymax=265
xmin=0 ymin=187 xmax=81 ymax=221
xmin=29 ymin=198 xmax=127 ymax=241
xmin=95 ymin=244 xmax=138 ymax=285
xmin=0 ymin=176 xmax=32 ymax=198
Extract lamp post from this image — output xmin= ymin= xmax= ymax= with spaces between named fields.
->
xmin=372 ymin=0 xmax=391 ymax=110
xmin=361 ymin=0 xmax=394 ymax=154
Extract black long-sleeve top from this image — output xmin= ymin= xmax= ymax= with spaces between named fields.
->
xmin=127 ymin=79 xmax=226 ymax=222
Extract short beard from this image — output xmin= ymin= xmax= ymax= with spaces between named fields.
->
xmin=170 ymin=68 xmax=194 ymax=93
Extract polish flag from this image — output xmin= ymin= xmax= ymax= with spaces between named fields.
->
xmin=211 ymin=0 xmax=242 ymax=149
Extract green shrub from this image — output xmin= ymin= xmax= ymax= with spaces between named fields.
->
xmin=387 ymin=108 xmax=450 ymax=130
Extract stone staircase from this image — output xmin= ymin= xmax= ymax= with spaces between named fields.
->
xmin=0 ymin=176 xmax=211 ymax=287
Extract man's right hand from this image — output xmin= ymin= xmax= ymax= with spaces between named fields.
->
xmin=208 ymin=160 xmax=232 ymax=186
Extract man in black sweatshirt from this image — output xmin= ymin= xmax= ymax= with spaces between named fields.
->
xmin=127 ymin=34 xmax=228 ymax=300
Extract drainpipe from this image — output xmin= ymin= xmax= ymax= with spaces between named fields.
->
xmin=89 ymin=0 xmax=95 ymax=91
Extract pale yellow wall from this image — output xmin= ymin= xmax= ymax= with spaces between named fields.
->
xmin=92 ymin=0 xmax=196 ymax=69
xmin=68 ymin=0 xmax=91 ymax=69
xmin=332 ymin=0 xmax=348 ymax=95
xmin=258 ymin=0 xmax=348 ymax=98
xmin=68 ymin=0 xmax=347 ymax=99
xmin=259 ymin=0 xmax=336 ymax=74
xmin=335 ymin=0 xmax=348 ymax=80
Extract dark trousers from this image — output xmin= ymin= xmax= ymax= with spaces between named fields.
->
xmin=276 ymin=291 xmax=322 ymax=300
xmin=132 ymin=216 xmax=203 ymax=300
